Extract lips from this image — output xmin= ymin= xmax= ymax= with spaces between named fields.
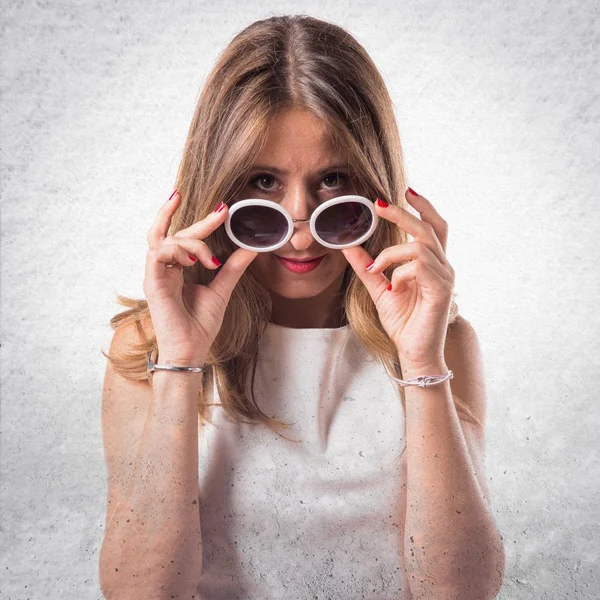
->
xmin=277 ymin=256 xmax=324 ymax=262
xmin=276 ymin=255 xmax=324 ymax=273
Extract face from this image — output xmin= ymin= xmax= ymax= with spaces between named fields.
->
xmin=231 ymin=108 xmax=364 ymax=320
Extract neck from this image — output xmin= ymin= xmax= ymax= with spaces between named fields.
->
xmin=269 ymin=275 xmax=347 ymax=329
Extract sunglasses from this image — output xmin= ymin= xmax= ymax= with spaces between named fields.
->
xmin=224 ymin=194 xmax=379 ymax=252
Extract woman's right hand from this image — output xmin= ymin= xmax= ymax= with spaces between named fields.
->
xmin=143 ymin=190 xmax=258 ymax=364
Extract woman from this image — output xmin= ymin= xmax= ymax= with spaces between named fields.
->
xmin=99 ymin=14 xmax=505 ymax=600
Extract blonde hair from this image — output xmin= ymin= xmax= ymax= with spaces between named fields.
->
xmin=101 ymin=14 xmax=478 ymax=439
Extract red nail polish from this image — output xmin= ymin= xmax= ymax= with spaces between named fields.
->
xmin=188 ymin=254 xmax=197 ymax=262
xmin=365 ymin=261 xmax=375 ymax=270
xmin=213 ymin=201 xmax=224 ymax=213
xmin=376 ymin=198 xmax=388 ymax=208
xmin=168 ymin=189 xmax=178 ymax=201
xmin=387 ymin=284 xmax=393 ymax=291
xmin=211 ymin=255 xmax=222 ymax=266
xmin=407 ymin=187 xmax=419 ymax=196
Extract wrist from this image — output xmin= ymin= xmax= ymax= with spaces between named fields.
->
xmin=150 ymin=369 xmax=206 ymax=387
xmin=148 ymin=362 xmax=207 ymax=389
xmin=152 ymin=349 xmax=208 ymax=366
xmin=147 ymin=350 xmax=209 ymax=387
xmin=399 ymin=359 xmax=448 ymax=379
xmin=156 ymin=355 xmax=208 ymax=367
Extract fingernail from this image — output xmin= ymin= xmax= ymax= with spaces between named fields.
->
xmin=211 ymin=255 xmax=222 ymax=267
xmin=407 ymin=187 xmax=419 ymax=196
xmin=387 ymin=283 xmax=393 ymax=291
xmin=376 ymin=198 xmax=388 ymax=208
xmin=168 ymin=189 xmax=178 ymax=201
xmin=188 ymin=254 xmax=197 ymax=262
xmin=213 ymin=201 xmax=224 ymax=213
xmin=365 ymin=261 xmax=375 ymax=271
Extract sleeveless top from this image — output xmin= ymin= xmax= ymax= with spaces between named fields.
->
xmin=194 ymin=322 xmax=412 ymax=599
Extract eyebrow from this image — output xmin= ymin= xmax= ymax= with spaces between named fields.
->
xmin=249 ymin=163 xmax=350 ymax=176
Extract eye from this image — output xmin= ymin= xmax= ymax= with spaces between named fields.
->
xmin=321 ymin=172 xmax=349 ymax=190
xmin=249 ymin=174 xmax=280 ymax=193
xmin=248 ymin=172 xmax=350 ymax=195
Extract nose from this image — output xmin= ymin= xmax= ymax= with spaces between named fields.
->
xmin=286 ymin=215 xmax=315 ymax=251
xmin=282 ymin=189 xmax=319 ymax=252
xmin=281 ymin=188 xmax=318 ymax=254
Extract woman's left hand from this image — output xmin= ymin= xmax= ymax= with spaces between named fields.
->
xmin=341 ymin=188 xmax=455 ymax=371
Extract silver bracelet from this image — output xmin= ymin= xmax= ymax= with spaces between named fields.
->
xmin=386 ymin=367 xmax=454 ymax=388
xmin=147 ymin=350 xmax=207 ymax=384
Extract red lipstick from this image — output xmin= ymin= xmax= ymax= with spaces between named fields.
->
xmin=276 ymin=255 xmax=324 ymax=273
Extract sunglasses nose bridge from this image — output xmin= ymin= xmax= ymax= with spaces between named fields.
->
xmin=227 ymin=200 xmax=374 ymax=250
xmin=288 ymin=217 xmax=315 ymax=247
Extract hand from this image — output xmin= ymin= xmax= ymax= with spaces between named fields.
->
xmin=341 ymin=188 xmax=455 ymax=370
xmin=143 ymin=191 xmax=258 ymax=363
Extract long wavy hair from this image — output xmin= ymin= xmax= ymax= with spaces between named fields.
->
xmin=101 ymin=14 xmax=477 ymax=440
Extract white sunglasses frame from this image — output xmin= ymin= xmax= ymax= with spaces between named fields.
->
xmin=224 ymin=194 xmax=379 ymax=252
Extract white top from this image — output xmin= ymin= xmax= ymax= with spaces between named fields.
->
xmin=194 ymin=322 xmax=412 ymax=599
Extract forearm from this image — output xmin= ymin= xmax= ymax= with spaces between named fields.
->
xmin=401 ymin=361 xmax=504 ymax=599
xmin=99 ymin=371 xmax=204 ymax=599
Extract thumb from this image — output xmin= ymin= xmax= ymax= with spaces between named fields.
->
xmin=341 ymin=245 xmax=387 ymax=300
xmin=208 ymin=247 xmax=259 ymax=303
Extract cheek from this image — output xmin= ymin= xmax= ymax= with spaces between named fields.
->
xmin=248 ymin=252 xmax=348 ymax=282
xmin=315 ymin=253 xmax=349 ymax=282
xmin=247 ymin=254 xmax=269 ymax=278
xmin=328 ymin=252 xmax=348 ymax=271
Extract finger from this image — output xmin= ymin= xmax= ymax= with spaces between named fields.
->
xmin=207 ymin=247 xmax=259 ymax=304
xmin=388 ymin=260 xmax=452 ymax=299
xmin=144 ymin=242 xmax=198 ymax=284
xmin=375 ymin=195 xmax=447 ymax=265
xmin=172 ymin=201 xmax=228 ymax=241
xmin=405 ymin=188 xmax=449 ymax=255
xmin=163 ymin=236 xmax=222 ymax=271
xmin=147 ymin=189 xmax=181 ymax=248
xmin=366 ymin=241 xmax=452 ymax=283
xmin=341 ymin=244 xmax=389 ymax=302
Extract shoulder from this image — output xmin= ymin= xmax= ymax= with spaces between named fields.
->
xmin=444 ymin=315 xmax=495 ymax=506
xmin=110 ymin=314 xmax=153 ymax=354
xmin=444 ymin=314 xmax=488 ymax=425
xmin=446 ymin=315 xmax=482 ymax=360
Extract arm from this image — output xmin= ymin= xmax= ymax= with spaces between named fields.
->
xmin=401 ymin=317 xmax=505 ymax=599
xmin=99 ymin=326 xmax=206 ymax=599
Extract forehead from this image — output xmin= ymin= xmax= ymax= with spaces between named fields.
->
xmin=255 ymin=108 xmax=340 ymax=168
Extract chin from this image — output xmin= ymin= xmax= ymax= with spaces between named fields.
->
xmin=250 ymin=269 xmax=345 ymax=299
xmin=268 ymin=281 xmax=334 ymax=299
xmin=248 ymin=253 xmax=347 ymax=298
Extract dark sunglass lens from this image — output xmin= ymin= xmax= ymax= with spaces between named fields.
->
xmin=315 ymin=202 xmax=372 ymax=245
xmin=230 ymin=205 xmax=289 ymax=248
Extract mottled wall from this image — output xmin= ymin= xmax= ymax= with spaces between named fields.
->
xmin=1 ymin=0 xmax=598 ymax=598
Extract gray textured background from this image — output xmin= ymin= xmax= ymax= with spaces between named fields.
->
xmin=1 ymin=1 xmax=598 ymax=598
